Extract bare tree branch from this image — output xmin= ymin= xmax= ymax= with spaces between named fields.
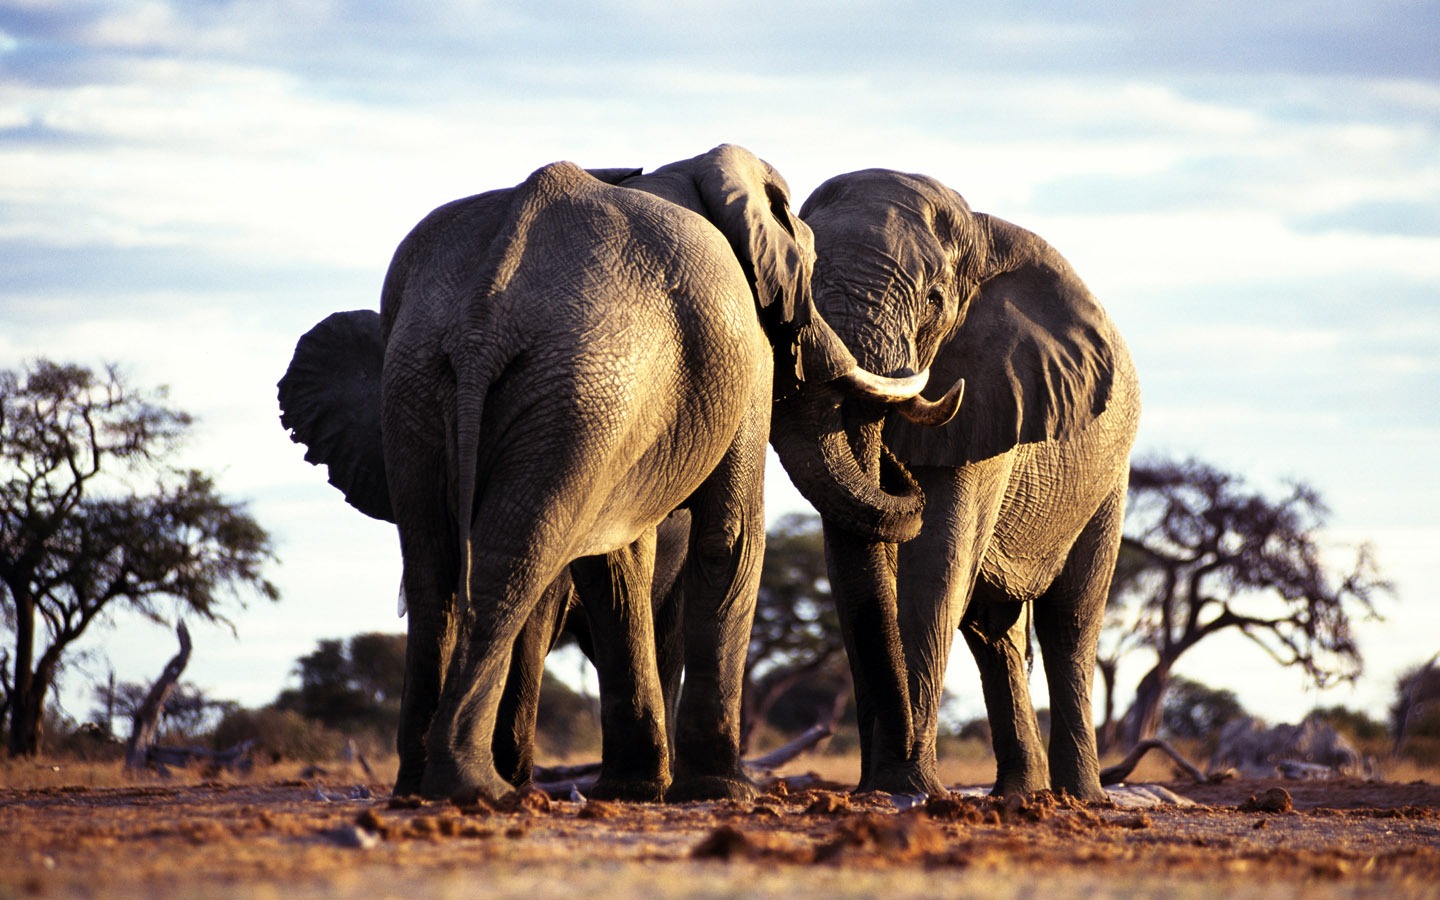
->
xmin=1108 ymin=456 xmax=1391 ymax=749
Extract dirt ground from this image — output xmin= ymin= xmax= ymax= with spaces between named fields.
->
xmin=3 ymin=761 xmax=1439 ymax=899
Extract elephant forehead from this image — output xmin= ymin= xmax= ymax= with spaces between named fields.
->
xmin=812 ymin=209 xmax=949 ymax=279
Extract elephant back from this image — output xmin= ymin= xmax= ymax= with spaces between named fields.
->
xmin=278 ymin=309 xmax=394 ymax=522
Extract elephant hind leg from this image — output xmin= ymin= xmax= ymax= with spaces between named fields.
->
xmin=493 ymin=574 xmax=574 ymax=789
xmin=571 ymin=534 xmax=670 ymax=803
xmin=960 ymin=581 xmax=1049 ymax=796
xmin=1033 ymin=478 xmax=1127 ymax=802
xmin=421 ymin=526 xmax=582 ymax=802
xmin=666 ymin=410 xmax=769 ymax=803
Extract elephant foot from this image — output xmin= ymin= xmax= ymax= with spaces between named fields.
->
xmin=990 ymin=770 xmax=1050 ymax=798
xmin=392 ymin=772 xmax=424 ymax=799
xmin=666 ymin=773 xmax=759 ymax=803
xmin=392 ymin=752 xmax=428 ymax=798
xmin=1051 ymin=775 xmax=1107 ymax=803
xmin=419 ymin=757 xmax=513 ymax=803
xmin=587 ymin=776 xmax=669 ymax=804
xmin=861 ymin=764 xmax=947 ymax=798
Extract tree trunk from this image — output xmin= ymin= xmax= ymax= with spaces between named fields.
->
xmin=7 ymin=684 xmax=43 ymax=757
xmin=1095 ymin=658 xmax=1120 ymax=755
xmin=1121 ymin=660 xmax=1173 ymax=749
xmin=125 ymin=621 xmax=192 ymax=771
xmin=6 ymin=591 xmax=41 ymax=757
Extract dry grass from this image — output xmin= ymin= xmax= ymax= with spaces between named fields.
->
xmin=7 ymin=736 xmax=1437 ymax=794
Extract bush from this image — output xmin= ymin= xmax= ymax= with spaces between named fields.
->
xmin=49 ymin=721 xmax=125 ymax=763
xmin=212 ymin=707 xmax=346 ymax=763
xmin=1395 ymin=706 xmax=1440 ymax=766
xmin=1309 ymin=705 xmax=1388 ymax=743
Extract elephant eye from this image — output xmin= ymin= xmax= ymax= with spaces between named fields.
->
xmin=926 ymin=287 xmax=946 ymax=313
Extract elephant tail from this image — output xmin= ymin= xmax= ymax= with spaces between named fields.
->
xmin=277 ymin=309 xmax=394 ymax=522
xmin=447 ymin=160 xmax=597 ymax=610
xmin=451 ymin=348 xmax=487 ymax=611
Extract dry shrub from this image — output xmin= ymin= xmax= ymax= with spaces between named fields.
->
xmin=211 ymin=707 xmax=345 ymax=763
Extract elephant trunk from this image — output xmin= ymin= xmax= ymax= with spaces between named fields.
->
xmin=770 ymin=387 xmax=925 ymax=543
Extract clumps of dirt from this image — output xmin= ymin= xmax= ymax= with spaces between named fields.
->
xmin=923 ymin=794 xmax=1002 ymax=825
xmin=920 ymin=790 xmax=1100 ymax=826
xmin=354 ymin=806 xmax=496 ymax=842
xmin=815 ymin=812 xmax=947 ymax=863
xmin=577 ymin=799 xmax=622 ymax=819
xmin=496 ymin=787 xmax=553 ymax=815
xmin=1325 ymin=806 xmax=1439 ymax=821
xmin=695 ymin=790 xmax=1122 ymax=867
xmin=802 ymin=792 xmax=853 ymax=815
xmin=1112 ymin=813 xmax=1152 ymax=830
xmin=692 ymin=824 xmax=808 ymax=862
xmin=1238 ymin=788 xmax=1294 ymax=814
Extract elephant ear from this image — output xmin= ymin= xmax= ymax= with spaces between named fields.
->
xmin=691 ymin=144 xmax=857 ymax=389
xmin=885 ymin=216 xmax=1118 ymax=466
xmin=277 ymin=309 xmax=394 ymax=522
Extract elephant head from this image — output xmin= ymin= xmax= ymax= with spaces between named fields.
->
xmin=769 ymin=169 xmax=1119 ymax=541
xmin=625 ymin=144 xmax=950 ymax=407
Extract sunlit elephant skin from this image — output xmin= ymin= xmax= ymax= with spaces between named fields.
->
xmin=770 ymin=169 xmax=1140 ymax=801
xmin=280 ymin=305 xmax=690 ymax=800
xmin=279 ymin=146 xmax=925 ymax=804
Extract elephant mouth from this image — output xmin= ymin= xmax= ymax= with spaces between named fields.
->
xmin=771 ymin=387 xmax=925 ymax=543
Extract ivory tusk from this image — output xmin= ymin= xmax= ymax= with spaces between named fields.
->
xmin=895 ymin=377 xmax=965 ymax=427
xmin=835 ymin=366 xmax=930 ymax=403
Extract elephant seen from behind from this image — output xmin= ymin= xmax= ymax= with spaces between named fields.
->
xmin=769 ymin=169 xmax=1140 ymax=800
xmin=279 ymin=146 xmax=942 ymax=803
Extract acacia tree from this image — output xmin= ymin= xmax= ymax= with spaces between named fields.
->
xmin=1 ymin=359 xmax=278 ymax=756
xmin=1110 ymin=456 xmax=1389 ymax=748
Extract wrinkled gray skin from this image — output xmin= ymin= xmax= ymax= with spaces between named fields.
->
xmin=770 ymin=170 xmax=1140 ymax=800
xmin=279 ymin=146 xmax=926 ymax=803
xmin=280 ymin=304 xmax=694 ymax=796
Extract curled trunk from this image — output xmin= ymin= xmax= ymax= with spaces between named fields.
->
xmin=770 ymin=387 xmax=924 ymax=543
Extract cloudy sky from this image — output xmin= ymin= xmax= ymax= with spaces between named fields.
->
xmin=2 ymin=1 xmax=1437 ymax=733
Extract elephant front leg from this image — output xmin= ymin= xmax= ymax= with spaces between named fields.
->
xmin=896 ymin=461 xmax=1031 ymax=797
xmin=1031 ymin=481 xmax=1126 ymax=802
xmin=571 ymin=534 xmax=670 ymax=803
xmin=823 ymin=526 xmax=930 ymax=795
xmin=392 ymin=514 xmax=461 ymax=797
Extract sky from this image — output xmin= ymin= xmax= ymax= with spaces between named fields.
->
xmin=2 ymin=0 xmax=1438 ymax=738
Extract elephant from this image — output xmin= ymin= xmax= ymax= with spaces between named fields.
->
xmin=280 ymin=305 xmax=693 ymax=794
xmin=278 ymin=146 xmax=945 ymax=803
xmin=768 ymin=168 xmax=1140 ymax=801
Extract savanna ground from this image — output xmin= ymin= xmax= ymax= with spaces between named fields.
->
xmin=3 ymin=744 xmax=1439 ymax=900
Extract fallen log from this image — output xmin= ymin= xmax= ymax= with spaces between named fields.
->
xmin=1100 ymin=738 xmax=1208 ymax=786
xmin=124 ymin=621 xmax=191 ymax=772
xmin=144 ymin=740 xmax=256 ymax=776
xmin=743 ymin=723 xmax=833 ymax=773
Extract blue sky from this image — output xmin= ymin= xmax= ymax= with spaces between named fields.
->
xmin=2 ymin=0 xmax=1437 ymax=733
